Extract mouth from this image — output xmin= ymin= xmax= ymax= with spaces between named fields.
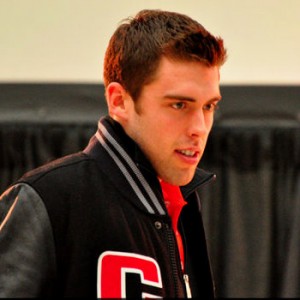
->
xmin=176 ymin=149 xmax=198 ymax=158
xmin=175 ymin=147 xmax=202 ymax=166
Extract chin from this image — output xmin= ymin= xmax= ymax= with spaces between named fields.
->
xmin=158 ymin=168 xmax=195 ymax=186
xmin=163 ymin=176 xmax=193 ymax=187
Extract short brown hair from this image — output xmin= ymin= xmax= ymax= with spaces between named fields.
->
xmin=103 ymin=9 xmax=227 ymax=100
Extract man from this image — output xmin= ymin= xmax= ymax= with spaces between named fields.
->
xmin=0 ymin=9 xmax=227 ymax=298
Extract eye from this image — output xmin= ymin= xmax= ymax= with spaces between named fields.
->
xmin=203 ymin=102 xmax=219 ymax=112
xmin=171 ymin=102 xmax=186 ymax=110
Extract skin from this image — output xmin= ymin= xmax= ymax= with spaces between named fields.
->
xmin=106 ymin=56 xmax=221 ymax=186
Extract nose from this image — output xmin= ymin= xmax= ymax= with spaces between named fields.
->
xmin=187 ymin=110 xmax=212 ymax=138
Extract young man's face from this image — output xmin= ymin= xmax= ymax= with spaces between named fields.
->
xmin=123 ymin=57 xmax=221 ymax=186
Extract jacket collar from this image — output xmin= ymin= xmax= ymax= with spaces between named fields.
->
xmin=85 ymin=116 xmax=215 ymax=215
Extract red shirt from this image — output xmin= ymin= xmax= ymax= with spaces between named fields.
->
xmin=160 ymin=180 xmax=187 ymax=272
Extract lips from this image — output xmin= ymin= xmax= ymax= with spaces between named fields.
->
xmin=175 ymin=147 xmax=201 ymax=163
xmin=176 ymin=149 xmax=198 ymax=157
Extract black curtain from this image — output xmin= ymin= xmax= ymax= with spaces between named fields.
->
xmin=199 ymin=122 xmax=300 ymax=298
xmin=0 ymin=84 xmax=299 ymax=298
xmin=0 ymin=123 xmax=96 ymax=193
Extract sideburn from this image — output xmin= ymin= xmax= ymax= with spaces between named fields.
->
xmin=133 ymin=100 xmax=143 ymax=115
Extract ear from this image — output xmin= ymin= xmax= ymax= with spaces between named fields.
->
xmin=106 ymin=82 xmax=131 ymax=121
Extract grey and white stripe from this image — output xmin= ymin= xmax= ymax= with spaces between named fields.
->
xmin=96 ymin=121 xmax=165 ymax=215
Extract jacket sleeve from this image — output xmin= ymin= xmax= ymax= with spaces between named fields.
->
xmin=0 ymin=183 xmax=57 ymax=297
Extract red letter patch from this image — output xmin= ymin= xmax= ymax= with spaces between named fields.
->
xmin=98 ymin=251 xmax=162 ymax=298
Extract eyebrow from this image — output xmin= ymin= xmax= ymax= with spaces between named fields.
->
xmin=163 ymin=94 xmax=222 ymax=102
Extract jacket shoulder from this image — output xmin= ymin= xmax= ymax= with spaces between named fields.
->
xmin=18 ymin=152 xmax=91 ymax=185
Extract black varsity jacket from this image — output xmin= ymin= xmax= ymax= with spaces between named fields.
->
xmin=0 ymin=116 xmax=215 ymax=298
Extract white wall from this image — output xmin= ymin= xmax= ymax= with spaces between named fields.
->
xmin=0 ymin=0 xmax=299 ymax=85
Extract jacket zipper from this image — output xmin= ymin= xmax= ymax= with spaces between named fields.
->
xmin=165 ymin=223 xmax=181 ymax=297
xmin=179 ymin=219 xmax=192 ymax=298
xmin=166 ymin=225 xmax=192 ymax=298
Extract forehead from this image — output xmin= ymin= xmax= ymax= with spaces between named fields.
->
xmin=144 ymin=57 xmax=221 ymax=98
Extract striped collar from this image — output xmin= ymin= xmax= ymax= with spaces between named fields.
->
xmin=86 ymin=116 xmax=215 ymax=215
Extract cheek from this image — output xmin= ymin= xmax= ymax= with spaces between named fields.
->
xmin=135 ymin=112 xmax=178 ymax=151
xmin=205 ymin=114 xmax=215 ymax=131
